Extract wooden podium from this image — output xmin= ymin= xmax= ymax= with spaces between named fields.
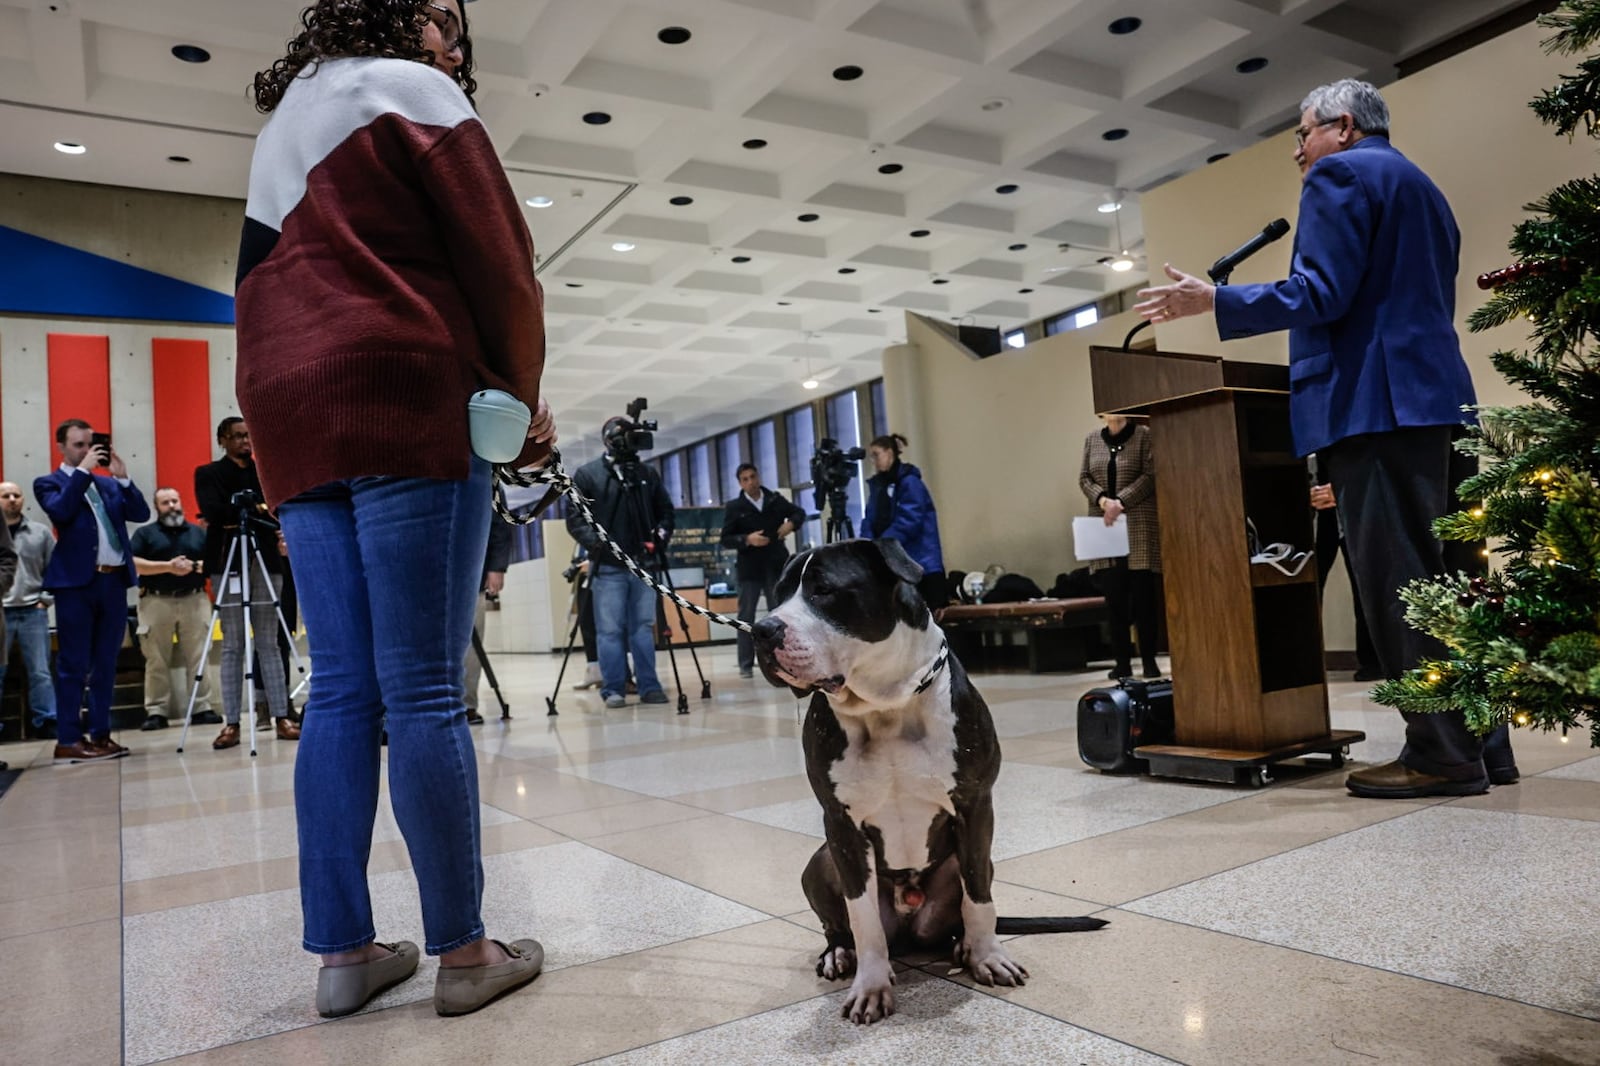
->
xmin=1090 ymin=345 xmax=1363 ymax=786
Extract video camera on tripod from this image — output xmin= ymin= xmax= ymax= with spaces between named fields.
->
xmin=810 ymin=437 xmax=866 ymax=542
xmin=229 ymin=488 xmax=280 ymax=531
xmin=604 ymin=397 xmax=659 ymax=461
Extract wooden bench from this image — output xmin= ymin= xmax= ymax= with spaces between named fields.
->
xmin=935 ymin=597 xmax=1108 ymax=673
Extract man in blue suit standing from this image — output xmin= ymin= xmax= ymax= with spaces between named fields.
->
xmin=35 ymin=418 xmax=150 ymax=764
xmin=1134 ymin=78 xmax=1515 ymax=799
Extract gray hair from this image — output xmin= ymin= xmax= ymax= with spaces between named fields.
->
xmin=1300 ymin=79 xmax=1390 ymax=136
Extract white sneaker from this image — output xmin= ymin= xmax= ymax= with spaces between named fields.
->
xmin=572 ymin=663 xmax=602 ymax=691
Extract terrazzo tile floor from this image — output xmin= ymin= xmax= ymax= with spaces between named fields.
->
xmin=2 ymin=645 xmax=1598 ymax=1065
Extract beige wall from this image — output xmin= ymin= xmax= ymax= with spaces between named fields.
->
xmin=888 ymin=20 xmax=1594 ymax=652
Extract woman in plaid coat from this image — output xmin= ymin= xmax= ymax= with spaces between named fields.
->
xmin=1079 ymin=415 xmax=1162 ymax=678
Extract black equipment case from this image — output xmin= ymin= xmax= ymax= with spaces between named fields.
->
xmin=1076 ymin=677 xmax=1175 ymax=774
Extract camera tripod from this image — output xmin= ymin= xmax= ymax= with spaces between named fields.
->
xmin=471 ymin=623 xmax=511 ymax=719
xmin=819 ymin=485 xmax=855 ymax=544
xmin=175 ymin=509 xmax=309 ymax=756
xmin=544 ymin=551 xmax=591 ymax=717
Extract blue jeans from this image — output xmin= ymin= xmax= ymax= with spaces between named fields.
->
xmin=52 ymin=573 xmax=129 ymax=746
xmin=591 ymin=566 xmax=662 ymax=699
xmin=278 ymin=461 xmax=490 ymax=956
xmin=2 ymin=605 xmax=57 ymax=726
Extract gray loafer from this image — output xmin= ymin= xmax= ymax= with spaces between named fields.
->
xmin=434 ymin=938 xmax=544 ymax=1016
xmin=316 ymin=941 xmax=421 ymax=1018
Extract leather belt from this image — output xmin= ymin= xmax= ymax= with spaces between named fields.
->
xmin=95 ymin=564 xmax=123 ymax=574
xmin=142 ymin=587 xmax=201 ymax=597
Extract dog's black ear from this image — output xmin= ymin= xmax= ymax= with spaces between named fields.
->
xmin=875 ymin=538 xmax=924 ymax=586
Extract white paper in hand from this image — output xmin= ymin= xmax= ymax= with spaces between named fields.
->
xmin=1072 ymin=515 xmax=1130 ymax=561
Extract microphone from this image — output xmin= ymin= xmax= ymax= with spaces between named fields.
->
xmin=1207 ymin=218 xmax=1290 ymax=284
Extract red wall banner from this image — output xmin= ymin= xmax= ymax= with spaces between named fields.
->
xmin=46 ymin=333 xmax=112 ymax=463
xmin=151 ymin=338 xmax=213 ymax=503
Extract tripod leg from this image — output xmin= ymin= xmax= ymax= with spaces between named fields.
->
xmin=470 ymin=626 xmax=511 ymax=719
xmin=653 ymin=551 xmax=710 ymax=704
xmin=545 ymin=617 xmax=583 ymax=717
xmin=176 ymin=601 xmax=225 ymax=754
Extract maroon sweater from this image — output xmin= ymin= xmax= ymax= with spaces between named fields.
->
xmin=235 ymin=58 xmax=546 ymax=508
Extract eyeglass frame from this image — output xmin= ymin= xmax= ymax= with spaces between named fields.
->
xmin=424 ymin=3 xmax=463 ymax=53
xmin=1294 ymin=116 xmax=1344 ymax=148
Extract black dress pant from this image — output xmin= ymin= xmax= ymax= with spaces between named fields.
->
xmin=736 ymin=568 xmax=781 ymax=671
xmin=1323 ymin=426 xmax=1514 ymax=781
xmin=577 ymin=580 xmax=598 ymax=664
xmin=1314 ymin=505 xmax=1378 ymax=674
xmin=1097 ymin=562 xmax=1161 ymax=672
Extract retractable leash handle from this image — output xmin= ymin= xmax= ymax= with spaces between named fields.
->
xmin=490 ymin=450 xmax=754 ymax=635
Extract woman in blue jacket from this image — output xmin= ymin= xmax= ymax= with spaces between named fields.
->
xmin=864 ymin=433 xmax=947 ymax=608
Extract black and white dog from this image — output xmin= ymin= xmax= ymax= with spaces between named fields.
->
xmin=752 ymin=539 xmax=1105 ymax=1025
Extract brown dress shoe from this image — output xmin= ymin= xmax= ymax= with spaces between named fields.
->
xmin=213 ymin=724 xmax=242 ymax=750
xmin=1346 ymin=760 xmax=1488 ymax=799
xmin=53 ymin=741 xmax=118 ymax=765
xmin=275 ymin=717 xmax=301 ymax=741
xmin=86 ymin=736 xmax=130 ymax=759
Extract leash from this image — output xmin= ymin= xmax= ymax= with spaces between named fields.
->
xmin=491 ymin=450 xmax=753 ymax=634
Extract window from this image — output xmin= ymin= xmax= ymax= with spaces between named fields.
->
xmin=1045 ymin=301 xmax=1099 ymax=336
xmin=785 ymin=406 xmax=816 ymax=489
xmin=660 ymin=452 xmax=686 ymax=507
xmin=688 ymin=441 xmax=715 ymax=506
xmin=752 ymin=419 xmax=779 ymax=488
xmin=870 ymin=380 xmax=888 ymax=439
xmin=1003 ymin=328 xmax=1027 ymax=349
xmin=718 ymin=432 xmax=743 ymax=501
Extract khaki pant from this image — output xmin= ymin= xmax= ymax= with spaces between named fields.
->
xmin=464 ymin=593 xmax=488 ymax=711
xmin=138 ymin=591 xmax=216 ymax=714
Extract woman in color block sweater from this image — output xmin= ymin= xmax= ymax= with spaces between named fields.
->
xmin=237 ymin=0 xmax=554 ymax=1019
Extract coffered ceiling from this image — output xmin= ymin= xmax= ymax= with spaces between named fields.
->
xmin=0 ymin=0 xmax=1529 ymax=459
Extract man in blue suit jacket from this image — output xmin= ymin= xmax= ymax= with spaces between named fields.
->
xmin=1133 ymin=78 xmax=1514 ymax=800
xmin=35 ymin=418 xmax=150 ymax=764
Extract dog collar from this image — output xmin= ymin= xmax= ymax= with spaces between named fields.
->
xmin=913 ymin=638 xmax=949 ymax=694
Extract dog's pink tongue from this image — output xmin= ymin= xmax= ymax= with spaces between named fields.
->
xmin=904 ymin=888 xmax=925 ymax=908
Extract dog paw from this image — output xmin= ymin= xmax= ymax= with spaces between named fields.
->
xmin=816 ymin=946 xmax=856 ymax=981
xmin=956 ymin=937 xmax=1029 ymax=987
xmin=840 ymin=962 xmax=895 ymax=1025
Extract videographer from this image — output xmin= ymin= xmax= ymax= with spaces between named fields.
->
xmin=720 ymin=463 xmax=805 ymax=678
xmin=864 ymin=433 xmax=947 ymax=609
xmin=194 ymin=417 xmax=298 ymax=748
xmin=566 ymin=413 xmax=674 ymax=709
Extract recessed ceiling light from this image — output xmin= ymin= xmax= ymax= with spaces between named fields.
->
xmin=838 ymin=267 xmax=856 ymax=274
xmin=1102 ymin=128 xmax=1129 ymax=141
xmin=1018 ymin=288 xmax=1034 ymax=294
xmin=797 ymin=213 xmax=819 ymax=222
xmin=777 ymin=301 xmax=792 ymax=306
xmin=1235 ymin=57 xmax=1269 ymax=74
xmin=1110 ymin=257 xmax=1135 ymax=272
xmin=995 ymin=183 xmax=1018 ymax=194
xmin=731 ymin=255 xmax=752 ymax=263
xmin=167 ymin=155 xmax=191 ymax=164
xmin=1108 ymin=17 xmax=1142 ymax=35
xmin=1207 ymin=152 xmax=1231 ymax=163
xmin=932 ymin=278 xmax=949 ymax=285
xmin=583 ymin=111 xmax=612 ymax=125
xmin=1008 ymin=243 xmax=1027 ymax=251
xmin=802 ymin=378 xmax=821 ymax=390
xmin=1098 ymin=200 xmax=1122 ymax=213
xmin=53 ymin=141 xmax=86 ymax=155
xmin=171 ymin=44 xmax=211 ymax=63
xmin=657 ymin=26 xmax=691 ymax=45
xmin=525 ymin=196 xmax=554 ymax=208
xmin=669 ymin=195 xmax=694 ymax=206
xmin=878 ymin=163 xmax=903 ymax=175
xmin=980 ymin=97 xmax=1010 ymax=112
xmin=909 ymin=229 xmax=930 ymax=238
xmin=832 ymin=65 xmax=864 ymax=81
xmin=565 ymin=283 xmax=584 ymax=288
xmin=742 ymin=138 xmax=767 ymax=149
xmin=611 ymin=241 xmax=636 ymax=252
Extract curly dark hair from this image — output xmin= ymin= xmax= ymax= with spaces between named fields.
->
xmin=251 ymin=0 xmax=476 ymax=113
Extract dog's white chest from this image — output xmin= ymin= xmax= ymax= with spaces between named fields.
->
xmin=831 ymin=715 xmax=958 ymax=871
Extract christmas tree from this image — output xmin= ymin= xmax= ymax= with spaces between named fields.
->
xmin=1373 ymin=0 xmax=1600 ymax=746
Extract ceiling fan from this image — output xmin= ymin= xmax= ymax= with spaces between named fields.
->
xmin=1043 ymin=204 xmax=1145 ymax=275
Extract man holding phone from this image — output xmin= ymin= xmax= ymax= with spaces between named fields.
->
xmin=719 ymin=463 xmax=806 ymax=678
xmin=34 ymin=418 xmax=150 ymax=763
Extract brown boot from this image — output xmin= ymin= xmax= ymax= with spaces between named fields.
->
xmin=212 ymin=724 xmax=241 ymax=750
xmin=53 ymin=740 xmax=118 ymax=765
xmin=275 ymin=717 xmax=301 ymax=741
xmin=1346 ymin=760 xmax=1487 ymax=799
xmin=85 ymin=736 xmax=130 ymax=759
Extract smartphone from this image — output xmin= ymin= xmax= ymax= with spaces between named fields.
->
xmin=90 ymin=432 xmax=112 ymax=464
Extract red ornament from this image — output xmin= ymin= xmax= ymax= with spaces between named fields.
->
xmin=1477 ymin=258 xmax=1576 ymax=290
